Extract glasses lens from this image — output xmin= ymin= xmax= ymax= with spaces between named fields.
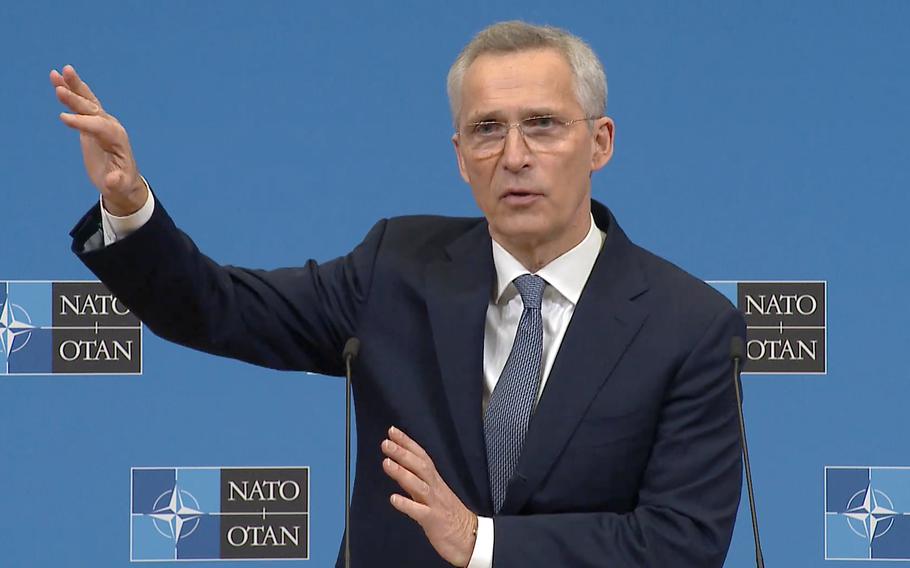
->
xmin=466 ymin=121 xmax=505 ymax=156
xmin=522 ymin=116 xmax=568 ymax=150
xmin=471 ymin=121 xmax=505 ymax=138
xmin=522 ymin=116 xmax=559 ymax=133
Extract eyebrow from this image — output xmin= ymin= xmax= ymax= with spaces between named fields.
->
xmin=465 ymin=107 xmax=560 ymax=124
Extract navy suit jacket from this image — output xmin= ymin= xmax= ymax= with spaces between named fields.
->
xmin=72 ymin=196 xmax=745 ymax=567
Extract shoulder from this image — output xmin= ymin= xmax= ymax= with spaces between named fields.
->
xmin=634 ymin=244 xmax=733 ymax=314
xmin=622 ymin=240 xmax=743 ymax=351
xmin=372 ymin=214 xmax=486 ymax=259
xmin=614 ymin=240 xmax=746 ymax=379
xmin=594 ymin=200 xmax=734 ymax=323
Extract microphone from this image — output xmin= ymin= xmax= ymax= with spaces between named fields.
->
xmin=342 ymin=338 xmax=360 ymax=568
xmin=730 ymin=336 xmax=765 ymax=568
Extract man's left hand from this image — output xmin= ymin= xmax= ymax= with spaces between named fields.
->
xmin=382 ymin=426 xmax=478 ymax=567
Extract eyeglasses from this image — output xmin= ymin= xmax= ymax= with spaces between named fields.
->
xmin=457 ymin=115 xmax=599 ymax=158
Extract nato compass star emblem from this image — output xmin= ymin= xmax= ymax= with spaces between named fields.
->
xmin=149 ymin=485 xmax=204 ymax=543
xmin=0 ymin=298 xmax=35 ymax=359
xmin=843 ymin=483 xmax=897 ymax=543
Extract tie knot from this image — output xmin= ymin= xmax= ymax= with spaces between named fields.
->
xmin=513 ymin=274 xmax=546 ymax=310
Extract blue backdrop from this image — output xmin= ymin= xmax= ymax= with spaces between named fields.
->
xmin=2 ymin=1 xmax=909 ymax=566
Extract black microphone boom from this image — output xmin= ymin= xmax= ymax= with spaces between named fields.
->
xmin=730 ymin=336 xmax=765 ymax=568
xmin=342 ymin=337 xmax=360 ymax=568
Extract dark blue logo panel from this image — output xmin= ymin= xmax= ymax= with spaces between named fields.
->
xmin=708 ymin=281 xmax=826 ymax=374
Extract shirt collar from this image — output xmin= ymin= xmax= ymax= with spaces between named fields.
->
xmin=491 ymin=213 xmax=605 ymax=305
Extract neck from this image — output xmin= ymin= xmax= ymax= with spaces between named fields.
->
xmin=493 ymin=214 xmax=592 ymax=272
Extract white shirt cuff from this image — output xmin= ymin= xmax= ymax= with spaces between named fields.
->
xmin=466 ymin=516 xmax=493 ymax=568
xmin=100 ymin=176 xmax=155 ymax=246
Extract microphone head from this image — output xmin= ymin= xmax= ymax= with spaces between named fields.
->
xmin=343 ymin=337 xmax=361 ymax=361
xmin=730 ymin=335 xmax=745 ymax=361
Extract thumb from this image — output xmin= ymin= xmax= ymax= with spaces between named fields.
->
xmin=103 ymin=170 xmax=131 ymax=193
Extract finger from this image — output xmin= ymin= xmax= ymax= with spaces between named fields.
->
xmin=383 ymin=457 xmax=431 ymax=502
xmin=49 ymin=69 xmax=66 ymax=88
xmin=62 ymin=64 xmax=101 ymax=106
xmin=58 ymin=112 xmax=112 ymax=137
xmin=382 ymin=439 xmax=432 ymax=483
xmin=389 ymin=426 xmax=432 ymax=463
xmin=390 ymin=493 xmax=430 ymax=524
xmin=55 ymin=85 xmax=100 ymax=115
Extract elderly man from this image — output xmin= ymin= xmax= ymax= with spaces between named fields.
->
xmin=54 ymin=21 xmax=744 ymax=568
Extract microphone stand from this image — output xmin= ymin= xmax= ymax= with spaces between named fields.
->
xmin=342 ymin=338 xmax=360 ymax=568
xmin=731 ymin=336 xmax=765 ymax=568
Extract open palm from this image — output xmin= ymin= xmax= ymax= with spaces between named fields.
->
xmin=51 ymin=64 xmax=147 ymax=216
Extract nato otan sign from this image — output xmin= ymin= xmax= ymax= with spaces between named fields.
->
xmin=1 ymin=280 xmax=141 ymax=375
xmin=131 ymin=467 xmax=310 ymax=561
xmin=708 ymin=281 xmax=826 ymax=374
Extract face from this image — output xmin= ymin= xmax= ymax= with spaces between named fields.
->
xmin=452 ymin=48 xmax=614 ymax=255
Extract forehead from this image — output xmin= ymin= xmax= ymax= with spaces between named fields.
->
xmin=460 ymin=48 xmax=580 ymax=121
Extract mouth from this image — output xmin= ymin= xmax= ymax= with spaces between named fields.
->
xmin=501 ymin=189 xmax=543 ymax=206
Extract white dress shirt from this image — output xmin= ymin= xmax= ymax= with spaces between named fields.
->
xmin=99 ymin=178 xmax=156 ymax=246
xmin=100 ymin=187 xmax=605 ymax=568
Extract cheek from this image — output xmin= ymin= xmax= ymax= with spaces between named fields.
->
xmin=543 ymin=155 xmax=591 ymax=199
xmin=465 ymin=162 xmax=496 ymax=202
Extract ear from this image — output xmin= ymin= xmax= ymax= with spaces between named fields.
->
xmin=452 ymin=133 xmax=471 ymax=184
xmin=590 ymin=116 xmax=615 ymax=172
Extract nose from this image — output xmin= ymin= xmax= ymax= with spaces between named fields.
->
xmin=500 ymin=125 xmax=532 ymax=172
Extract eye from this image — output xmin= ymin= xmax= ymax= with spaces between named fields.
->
xmin=524 ymin=116 xmax=557 ymax=130
xmin=471 ymin=121 xmax=504 ymax=137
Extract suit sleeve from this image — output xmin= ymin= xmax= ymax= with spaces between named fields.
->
xmin=492 ymin=307 xmax=746 ymax=568
xmin=70 ymin=196 xmax=386 ymax=376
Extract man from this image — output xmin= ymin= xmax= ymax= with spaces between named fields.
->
xmin=53 ymin=21 xmax=745 ymax=568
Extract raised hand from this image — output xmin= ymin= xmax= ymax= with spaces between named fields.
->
xmin=51 ymin=64 xmax=148 ymax=216
xmin=382 ymin=426 xmax=478 ymax=567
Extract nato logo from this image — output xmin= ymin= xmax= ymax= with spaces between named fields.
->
xmin=825 ymin=466 xmax=910 ymax=560
xmin=708 ymin=281 xmax=826 ymax=374
xmin=131 ymin=467 xmax=309 ymax=561
xmin=0 ymin=280 xmax=142 ymax=375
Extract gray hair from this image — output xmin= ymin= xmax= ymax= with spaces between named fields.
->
xmin=446 ymin=21 xmax=607 ymax=126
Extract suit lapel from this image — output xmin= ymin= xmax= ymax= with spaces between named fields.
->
xmin=425 ymin=220 xmax=494 ymax=513
xmin=500 ymin=202 xmax=650 ymax=514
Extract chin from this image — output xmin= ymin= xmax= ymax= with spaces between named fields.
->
xmin=490 ymin=215 xmax=552 ymax=243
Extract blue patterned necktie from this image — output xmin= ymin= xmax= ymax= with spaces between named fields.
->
xmin=484 ymin=273 xmax=546 ymax=513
